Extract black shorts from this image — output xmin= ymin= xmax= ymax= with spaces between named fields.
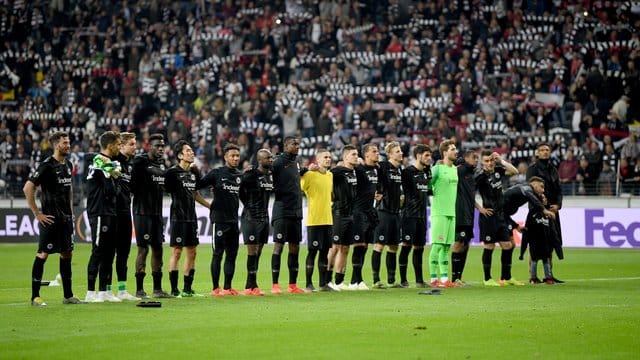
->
xmin=134 ymin=215 xmax=165 ymax=247
xmin=272 ymin=218 xmax=302 ymax=244
xmin=38 ymin=218 xmax=74 ymax=254
xmin=374 ymin=211 xmax=401 ymax=245
xmin=89 ymin=215 xmax=118 ymax=249
xmin=241 ymin=218 xmax=269 ymax=245
xmin=401 ymin=217 xmax=427 ymax=246
xmin=307 ymin=225 xmax=332 ymax=250
xmin=332 ymin=216 xmax=354 ymax=246
xmin=479 ymin=214 xmax=510 ymax=243
xmin=455 ymin=225 xmax=474 ymax=244
xmin=116 ymin=212 xmax=133 ymax=248
xmin=213 ymin=222 xmax=240 ymax=250
xmin=353 ymin=211 xmax=376 ymax=244
xmin=170 ymin=221 xmax=199 ymax=247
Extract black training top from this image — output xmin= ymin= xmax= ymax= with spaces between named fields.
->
xmin=354 ymin=164 xmax=378 ymax=217
xmin=331 ymin=166 xmax=358 ymax=217
xmin=240 ymin=167 xmax=273 ymax=222
xmin=456 ymin=162 xmax=477 ymax=226
xmin=401 ymin=164 xmax=431 ymax=219
xmin=376 ymin=161 xmax=403 ymax=214
xmin=165 ymin=165 xmax=202 ymax=223
xmin=28 ymin=156 xmax=73 ymax=220
xmin=200 ymin=165 xmax=242 ymax=224
xmin=113 ymin=152 xmax=133 ymax=215
xmin=130 ymin=153 xmax=165 ymax=216
xmin=503 ymin=183 xmax=545 ymax=216
xmin=475 ymin=165 xmax=507 ymax=215
xmin=85 ymin=154 xmax=120 ymax=217
xmin=272 ymin=152 xmax=303 ymax=221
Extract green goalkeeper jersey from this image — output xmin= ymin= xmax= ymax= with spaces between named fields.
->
xmin=430 ymin=163 xmax=458 ymax=217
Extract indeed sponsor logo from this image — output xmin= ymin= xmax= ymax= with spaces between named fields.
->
xmin=223 ymin=184 xmax=240 ymax=192
xmin=182 ymin=181 xmax=196 ymax=189
xmin=152 ymin=175 xmax=164 ymax=184
xmin=58 ymin=177 xmax=72 ymax=184
xmin=585 ymin=209 xmax=640 ymax=247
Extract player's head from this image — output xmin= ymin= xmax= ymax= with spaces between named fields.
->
xmin=257 ymin=149 xmax=274 ymax=169
xmin=50 ymin=131 xmax=70 ymax=157
xmin=342 ymin=144 xmax=358 ymax=167
xmin=362 ymin=143 xmax=379 ymax=166
xmin=480 ymin=150 xmax=496 ymax=172
xmin=223 ymin=143 xmax=240 ymax=169
xmin=439 ymin=140 xmax=457 ymax=163
xmin=315 ymin=148 xmax=332 ymax=169
xmin=148 ymin=133 xmax=165 ymax=160
xmin=536 ymin=143 xmax=551 ymax=160
xmin=413 ymin=144 xmax=432 ymax=167
xmin=99 ymin=131 xmax=122 ymax=157
xmin=529 ymin=176 xmax=545 ymax=195
xmin=385 ymin=141 xmax=403 ymax=163
xmin=120 ymin=132 xmax=137 ymax=158
xmin=463 ymin=150 xmax=478 ymax=167
xmin=174 ymin=140 xmax=195 ymax=165
xmin=283 ymin=136 xmax=300 ymax=155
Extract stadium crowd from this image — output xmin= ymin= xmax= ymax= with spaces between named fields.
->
xmin=1 ymin=0 xmax=640 ymax=200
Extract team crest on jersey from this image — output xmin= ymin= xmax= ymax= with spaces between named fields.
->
xmin=144 ymin=234 xmax=150 ymax=240
xmin=494 ymin=173 xmax=501 ymax=179
xmin=128 ymin=165 xmax=133 ymax=173
xmin=276 ymin=233 xmax=283 ymax=239
xmin=176 ymin=237 xmax=182 ymax=243
xmin=249 ymin=235 xmax=255 ymax=241
xmin=190 ymin=174 xmax=196 ymax=181
xmin=47 ymin=243 xmax=53 ymax=249
xmin=507 ymin=225 xmax=512 ymax=230
xmin=379 ymin=235 xmax=384 ymax=240
xmin=333 ymin=235 xmax=339 ymax=241
xmin=486 ymin=236 xmax=491 ymax=241
xmin=217 ymin=230 xmax=223 ymax=236
xmin=354 ymin=235 xmax=360 ymax=241
xmin=160 ymin=164 xmax=166 ymax=171
xmin=460 ymin=231 xmax=466 ymax=237
xmin=236 ymin=177 xmax=241 ymax=184
xmin=405 ymin=235 xmax=410 ymax=240
xmin=312 ymin=240 xmax=319 ymax=247
xmin=101 ymin=226 xmax=108 ymax=232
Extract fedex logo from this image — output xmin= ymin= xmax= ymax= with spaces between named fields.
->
xmin=585 ymin=209 xmax=640 ymax=247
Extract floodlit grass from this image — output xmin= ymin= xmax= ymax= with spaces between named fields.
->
xmin=1 ymin=243 xmax=639 ymax=359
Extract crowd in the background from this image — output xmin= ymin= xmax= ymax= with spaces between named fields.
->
xmin=1 ymin=0 xmax=639 ymax=199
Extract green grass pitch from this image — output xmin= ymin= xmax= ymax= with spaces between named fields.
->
xmin=1 ymin=243 xmax=638 ymax=359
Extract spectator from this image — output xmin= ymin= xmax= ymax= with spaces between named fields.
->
xmin=558 ymin=149 xmax=579 ymax=195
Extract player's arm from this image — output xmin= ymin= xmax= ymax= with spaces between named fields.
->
xmin=23 ymin=181 xmax=55 ymax=225
xmin=195 ymin=192 xmax=211 ymax=209
xmin=493 ymin=153 xmax=518 ymax=176
xmin=475 ymin=201 xmax=493 ymax=217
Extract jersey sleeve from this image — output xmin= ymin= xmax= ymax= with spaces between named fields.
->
xmin=28 ymin=161 xmax=49 ymax=186
xmin=199 ymin=169 xmax=217 ymax=190
xmin=164 ymin=168 xmax=176 ymax=193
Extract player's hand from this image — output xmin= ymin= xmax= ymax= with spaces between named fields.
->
xmin=308 ymin=163 xmax=319 ymax=171
xmin=479 ymin=207 xmax=493 ymax=217
xmin=543 ymin=209 xmax=556 ymax=219
xmin=36 ymin=213 xmax=55 ymax=226
xmin=516 ymin=224 xmax=525 ymax=233
xmin=357 ymin=157 xmax=364 ymax=165
xmin=190 ymin=163 xmax=200 ymax=174
xmin=374 ymin=191 xmax=383 ymax=201
xmin=549 ymin=205 xmax=559 ymax=213
xmin=400 ymin=194 xmax=405 ymax=207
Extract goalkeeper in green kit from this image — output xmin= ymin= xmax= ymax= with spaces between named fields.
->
xmin=428 ymin=140 xmax=459 ymax=288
